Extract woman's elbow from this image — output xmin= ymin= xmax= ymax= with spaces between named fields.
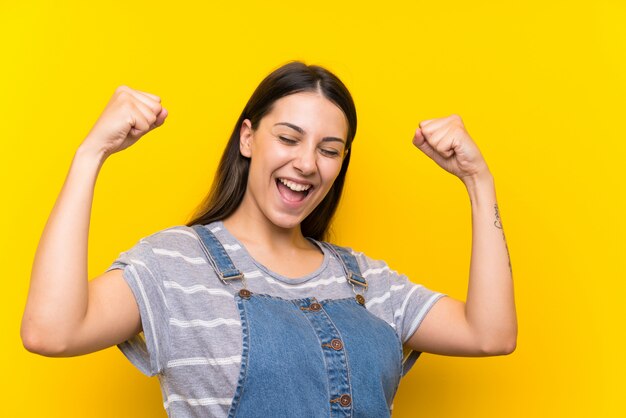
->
xmin=21 ymin=325 xmax=67 ymax=357
xmin=497 ymin=338 xmax=517 ymax=355
xmin=482 ymin=334 xmax=517 ymax=356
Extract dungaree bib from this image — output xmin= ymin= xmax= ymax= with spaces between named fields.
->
xmin=191 ymin=225 xmax=404 ymax=417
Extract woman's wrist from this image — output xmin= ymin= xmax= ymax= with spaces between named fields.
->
xmin=461 ymin=168 xmax=494 ymax=191
xmin=75 ymin=142 xmax=108 ymax=168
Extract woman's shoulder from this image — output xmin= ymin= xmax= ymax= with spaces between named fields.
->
xmin=318 ymin=241 xmax=392 ymax=277
xmin=134 ymin=223 xmax=210 ymax=250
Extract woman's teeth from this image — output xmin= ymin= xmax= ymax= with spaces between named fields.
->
xmin=278 ymin=178 xmax=312 ymax=192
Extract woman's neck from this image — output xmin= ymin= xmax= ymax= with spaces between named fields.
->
xmin=221 ymin=208 xmax=315 ymax=253
xmin=220 ymin=195 xmax=326 ymax=279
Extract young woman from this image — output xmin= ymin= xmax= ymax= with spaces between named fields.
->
xmin=21 ymin=60 xmax=517 ymax=417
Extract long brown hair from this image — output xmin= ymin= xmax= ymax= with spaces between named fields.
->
xmin=185 ymin=60 xmax=357 ymax=241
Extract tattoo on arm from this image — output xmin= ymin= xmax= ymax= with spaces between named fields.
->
xmin=494 ymin=203 xmax=513 ymax=275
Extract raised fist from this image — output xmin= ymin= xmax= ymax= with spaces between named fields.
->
xmin=412 ymin=114 xmax=489 ymax=182
xmin=80 ymin=85 xmax=168 ymax=159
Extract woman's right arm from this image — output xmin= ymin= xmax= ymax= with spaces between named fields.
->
xmin=20 ymin=86 xmax=168 ymax=357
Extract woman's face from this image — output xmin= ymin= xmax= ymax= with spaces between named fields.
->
xmin=239 ymin=91 xmax=349 ymax=232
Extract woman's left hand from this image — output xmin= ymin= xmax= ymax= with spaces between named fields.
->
xmin=412 ymin=114 xmax=490 ymax=182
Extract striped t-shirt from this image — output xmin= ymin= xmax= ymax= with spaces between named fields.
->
xmin=106 ymin=220 xmax=447 ymax=417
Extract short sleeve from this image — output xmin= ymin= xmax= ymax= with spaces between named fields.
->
xmin=386 ymin=267 xmax=447 ymax=376
xmin=105 ymin=238 xmax=171 ymax=377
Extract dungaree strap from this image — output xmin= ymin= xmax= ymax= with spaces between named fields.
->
xmin=191 ymin=224 xmax=243 ymax=282
xmin=320 ymin=242 xmax=368 ymax=289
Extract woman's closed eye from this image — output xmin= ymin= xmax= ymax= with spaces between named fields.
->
xmin=320 ymin=148 xmax=341 ymax=157
xmin=278 ymin=136 xmax=297 ymax=144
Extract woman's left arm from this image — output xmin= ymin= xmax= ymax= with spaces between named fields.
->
xmin=405 ymin=114 xmax=517 ymax=357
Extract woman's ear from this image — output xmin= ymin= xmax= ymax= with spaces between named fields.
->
xmin=239 ymin=119 xmax=253 ymax=158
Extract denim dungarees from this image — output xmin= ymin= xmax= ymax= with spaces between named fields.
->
xmin=191 ymin=225 xmax=404 ymax=417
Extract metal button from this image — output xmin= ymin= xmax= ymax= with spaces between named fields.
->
xmin=330 ymin=339 xmax=343 ymax=350
xmin=355 ymin=294 xmax=365 ymax=305
xmin=239 ymin=289 xmax=251 ymax=299
xmin=309 ymin=302 xmax=321 ymax=311
xmin=339 ymin=394 xmax=352 ymax=407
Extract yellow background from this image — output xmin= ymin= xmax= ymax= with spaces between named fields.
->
xmin=2 ymin=0 xmax=624 ymax=416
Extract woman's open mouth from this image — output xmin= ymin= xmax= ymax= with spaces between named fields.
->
xmin=276 ymin=178 xmax=312 ymax=203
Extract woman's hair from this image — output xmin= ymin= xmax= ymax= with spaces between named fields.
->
xmin=185 ymin=60 xmax=357 ymax=241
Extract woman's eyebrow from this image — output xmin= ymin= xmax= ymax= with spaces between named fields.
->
xmin=274 ymin=122 xmax=345 ymax=144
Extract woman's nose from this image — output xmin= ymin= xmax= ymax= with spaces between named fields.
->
xmin=292 ymin=147 xmax=317 ymax=175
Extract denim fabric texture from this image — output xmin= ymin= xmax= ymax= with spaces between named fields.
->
xmin=191 ymin=225 xmax=403 ymax=417
xmin=193 ymin=224 xmax=244 ymax=281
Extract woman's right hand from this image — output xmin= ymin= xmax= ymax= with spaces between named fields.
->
xmin=80 ymin=85 xmax=168 ymax=159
